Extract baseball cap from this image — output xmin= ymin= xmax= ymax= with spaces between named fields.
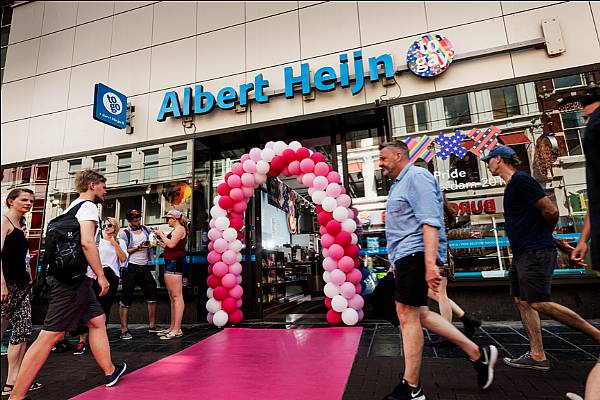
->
xmin=480 ymin=145 xmax=516 ymax=162
xmin=165 ymin=210 xmax=182 ymax=219
xmin=126 ymin=209 xmax=142 ymax=220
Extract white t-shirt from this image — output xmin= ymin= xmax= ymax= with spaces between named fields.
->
xmin=99 ymin=238 xmax=127 ymax=278
xmin=126 ymin=229 xmax=152 ymax=265
xmin=63 ymin=198 xmax=100 ymax=279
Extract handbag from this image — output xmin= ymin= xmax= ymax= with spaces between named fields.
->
xmin=370 ymin=271 xmax=399 ymax=327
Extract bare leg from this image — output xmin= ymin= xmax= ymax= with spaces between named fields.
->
xmin=419 ymin=306 xmax=480 ymax=360
xmin=585 ymin=361 xmax=600 ymax=400
xmin=448 ymin=298 xmax=465 ymax=318
xmin=396 ymin=302 xmax=424 ymax=388
xmin=514 ymin=297 xmax=546 ymax=360
xmin=428 ymin=278 xmax=452 ymax=323
xmin=87 ymin=314 xmax=115 ymax=375
xmin=119 ymin=305 xmax=129 ymax=333
xmin=530 ymin=302 xmax=600 ymax=344
xmin=165 ymin=275 xmax=184 ymax=332
xmin=147 ymin=302 xmax=157 ymax=328
xmin=5 ymin=342 xmax=27 ymax=386
xmin=79 ymin=333 xmax=89 ymax=344
xmin=9 ymin=330 xmax=64 ymax=399
xmin=164 ymin=276 xmax=175 ymax=331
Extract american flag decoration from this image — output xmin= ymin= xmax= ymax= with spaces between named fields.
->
xmin=404 ymin=135 xmax=435 ymax=163
xmin=434 ymin=130 xmax=467 ymax=160
xmin=466 ymin=126 xmax=501 ymax=157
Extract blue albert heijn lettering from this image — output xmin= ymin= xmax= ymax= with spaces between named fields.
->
xmin=157 ymin=51 xmax=397 ymax=122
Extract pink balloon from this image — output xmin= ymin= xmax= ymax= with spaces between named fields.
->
xmin=240 ymin=154 xmax=251 ymax=163
xmin=296 ymin=174 xmax=304 ymax=184
xmin=229 ymin=285 xmax=244 ymax=299
xmin=288 ymin=160 xmax=301 ymax=175
xmin=282 ymin=149 xmax=297 ymax=164
xmin=321 ymin=234 xmax=335 ymax=248
xmin=313 ymin=176 xmax=328 ymax=191
xmin=222 ymin=297 xmax=237 ymax=314
xmin=326 ymin=220 xmax=342 ymax=236
xmin=207 ymin=250 xmax=222 ymax=265
xmin=249 ymin=148 xmax=262 ymax=162
xmin=229 ymin=309 xmax=243 ymax=324
xmin=236 ymin=275 xmax=242 ymax=284
xmin=338 ymin=256 xmax=355 ymax=273
xmin=329 ymin=244 xmax=344 ymax=261
xmin=233 ymin=201 xmax=247 ymax=213
xmin=236 ymin=299 xmax=243 ymax=308
xmin=221 ymin=250 xmax=237 ymax=265
xmin=340 ymin=187 xmax=347 ymax=194
xmin=241 ymin=173 xmax=255 ymax=187
xmin=330 ymin=269 xmax=346 ymax=285
xmin=208 ymin=241 xmax=214 ymax=251
xmin=212 ymin=261 xmax=229 ymax=277
xmin=354 ymin=258 xmax=361 ymax=269
xmin=325 ymin=183 xmax=342 ymax=198
xmin=340 ymin=282 xmax=356 ymax=299
xmin=348 ymin=294 xmax=364 ymax=310
xmin=207 ymin=313 xmax=214 ymax=324
xmin=242 ymin=186 xmax=254 ymax=198
xmin=218 ymin=196 xmax=234 ymax=210
xmin=207 ymin=275 xmax=221 ymax=288
xmin=355 ymin=283 xmax=362 ymax=295
xmin=208 ymin=228 xmax=222 ymax=241
xmin=227 ymin=174 xmax=242 ymax=188
xmin=282 ymin=167 xmax=292 ymax=177
xmin=229 ymin=262 xmax=242 ymax=275
xmin=322 ymin=257 xmax=338 ymax=272
xmin=207 ymin=265 xmax=213 ymax=274
xmin=327 ymin=310 xmax=342 ymax=325
xmin=322 ymin=248 xmax=329 ymax=258
xmin=314 ymin=162 xmax=329 ymax=177
xmin=302 ymin=173 xmax=315 ymax=187
xmin=300 ymin=158 xmax=315 ymax=174
xmin=232 ymin=163 xmax=244 ymax=176
xmin=213 ymin=286 xmax=228 ymax=301
xmin=346 ymin=269 xmax=362 ymax=284
xmin=336 ymin=231 xmax=352 ymax=248
xmin=230 ymin=217 xmax=244 ymax=230
xmin=296 ymin=147 xmax=310 ymax=161
xmin=357 ymin=309 xmax=364 ymax=321
xmin=243 ymin=160 xmax=257 ymax=173
xmin=319 ymin=226 xmax=328 ymax=235
xmin=222 ymin=273 xmax=237 ymax=289
xmin=229 ymin=188 xmax=244 ymax=202
xmin=214 ymin=239 xmax=228 ymax=253
xmin=327 ymin=171 xmax=341 ymax=184
xmin=337 ymin=194 xmax=352 ymax=208
xmin=344 ymin=245 xmax=360 ymax=258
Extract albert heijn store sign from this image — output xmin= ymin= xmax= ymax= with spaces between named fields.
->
xmin=156 ymin=34 xmax=455 ymax=122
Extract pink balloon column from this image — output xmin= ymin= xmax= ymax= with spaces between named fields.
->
xmin=206 ymin=141 xmax=364 ymax=327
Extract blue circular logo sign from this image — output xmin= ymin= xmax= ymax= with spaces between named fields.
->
xmin=407 ymin=34 xmax=455 ymax=77
xmin=102 ymin=92 xmax=123 ymax=115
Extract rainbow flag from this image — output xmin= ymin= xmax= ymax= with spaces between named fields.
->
xmin=405 ymin=135 xmax=435 ymax=163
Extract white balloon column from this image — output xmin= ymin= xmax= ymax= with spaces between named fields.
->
xmin=206 ymin=141 xmax=365 ymax=327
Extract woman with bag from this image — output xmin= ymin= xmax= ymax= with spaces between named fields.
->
xmin=1 ymin=188 xmax=43 ymax=396
xmin=152 ymin=210 xmax=187 ymax=340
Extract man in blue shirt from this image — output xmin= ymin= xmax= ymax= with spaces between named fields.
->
xmin=482 ymin=145 xmax=600 ymax=372
xmin=380 ymin=140 xmax=497 ymax=400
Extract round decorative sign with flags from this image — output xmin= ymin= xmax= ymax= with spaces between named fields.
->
xmin=205 ymin=141 xmax=365 ymax=327
xmin=406 ymin=34 xmax=455 ymax=77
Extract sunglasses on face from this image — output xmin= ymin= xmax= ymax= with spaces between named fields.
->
xmin=102 ymin=223 xmax=114 ymax=229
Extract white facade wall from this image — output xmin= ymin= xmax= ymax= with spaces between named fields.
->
xmin=2 ymin=1 xmax=600 ymax=165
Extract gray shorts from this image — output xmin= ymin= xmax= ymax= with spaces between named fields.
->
xmin=509 ymin=248 xmax=556 ymax=302
xmin=43 ymin=276 xmax=104 ymax=332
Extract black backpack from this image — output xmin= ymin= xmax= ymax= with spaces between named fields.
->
xmin=43 ymin=200 xmax=94 ymax=283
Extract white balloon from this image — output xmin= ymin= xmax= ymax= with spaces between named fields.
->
xmin=213 ymin=196 xmax=220 ymax=206
xmin=213 ymin=310 xmax=229 ymax=327
xmin=324 ymin=282 xmax=340 ymax=298
xmin=265 ymin=141 xmax=275 ymax=149
xmin=331 ymin=295 xmax=348 ymax=312
xmin=228 ymin=240 xmax=243 ymax=252
xmin=207 ymin=287 xmax=214 ymax=299
xmin=342 ymin=307 xmax=359 ymax=326
xmin=206 ymin=298 xmax=222 ymax=314
xmin=342 ymin=219 xmax=357 ymax=233
xmin=333 ymin=206 xmax=349 ymax=222
xmin=210 ymin=205 xmax=227 ymax=218
xmin=289 ymin=141 xmax=302 ymax=151
xmin=323 ymin=271 xmax=331 ymax=283
xmin=236 ymin=252 xmax=243 ymax=262
xmin=308 ymin=187 xmax=316 ymax=196
xmin=222 ymin=228 xmax=237 ymax=242
xmin=351 ymin=233 xmax=359 ymax=245
xmin=215 ymin=216 xmax=230 ymax=231
xmin=256 ymin=160 xmax=270 ymax=174
xmin=209 ymin=219 xmax=216 ymax=229
xmin=273 ymin=141 xmax=287 ymax=155
xmin=311 ymin=190 xmax=326 ymax=205
xmin=322 ymin=197 xmax=337 ymax=212
xmin=255 ymin=173 xmax=267 ymax=185
xmin=261 ymin=148 xmax=275 ymax=162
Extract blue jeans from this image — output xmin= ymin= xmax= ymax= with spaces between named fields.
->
xmin=164 ymin=258 xmax=187 ymax=276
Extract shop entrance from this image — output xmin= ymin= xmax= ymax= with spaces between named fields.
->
xmin=192 ymin=106 xmax=388 ymax=323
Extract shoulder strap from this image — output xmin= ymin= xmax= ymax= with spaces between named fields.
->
xmin=66 ymin=200 xmax=93 ymax=217
xmin=124 ymin=228 xmax=132 ymax=247
xmin=2 ymin=214 xmax=16 ymax=228
xmin=142 ymin=225 xmax=151 ymax=238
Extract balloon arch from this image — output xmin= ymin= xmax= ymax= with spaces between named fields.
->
xmin=205 ymin=140 xmax=365 ymax=327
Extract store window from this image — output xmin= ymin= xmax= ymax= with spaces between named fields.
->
xmin=144 ymin=149 xmax=159 ymax=181
xmin=449 ymin=152 xmax=480 ymax=184
xmin=443 ymin=93 xmax=471 ymax=126
xmin=20 ymin=166 xmax=32 ymax=184
xmin=117 ymin=153 xmax=131 ymax=184
xmin=68 ymin=159 xmax=82 ymax=189
xmin=553 ymin=74 xmax=584 ymax=90
xmin=118 ymin=196 xmax=142 ymax=227
xmin=490 ymin=86 xmax=520 ymax=119
xmin=144 ymin=193 xmax=162 ymax=225
xmin=561 ymin=111 xmax=585 ymax=156
xmin=93 ymin=156 xmax=107 ymax=173
xmin=403 ymin=102 xmax=430 ymax=133
xmin=171 ymin=144 xmax=188 ymax=176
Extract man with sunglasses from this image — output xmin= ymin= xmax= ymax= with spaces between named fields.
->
xmin=118 ymin=210 xmax=160 ymax=340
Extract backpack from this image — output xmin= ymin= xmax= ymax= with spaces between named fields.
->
xmin=43 ymin=200 xmax=93 ymax=283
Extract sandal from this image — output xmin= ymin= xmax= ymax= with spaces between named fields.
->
xmin=29 ymin=382 xmax=43 ymax=392
xmin=159 ymin=330 xmax=183 ymax=340
xmin=156 ymin=329 xmax=171 ymax=336
xmin=2 ymin=384 xmax=14 ymax=396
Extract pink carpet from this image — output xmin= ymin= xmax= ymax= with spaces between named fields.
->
xmin=71 ymin=327 xmax=363 ymax=400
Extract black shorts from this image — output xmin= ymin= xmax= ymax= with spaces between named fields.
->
xmin=509 ymin=248 xmax=556 ymax=302
xmin=394 ymin=252 xmax=429 ymax=307
xmin=43 ymin=277 xmax=104 ymax=333
xmin=119 ymin=263 xmax=157 ymax=307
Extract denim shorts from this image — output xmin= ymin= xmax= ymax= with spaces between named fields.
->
xmin=164 ymin=258 xmax=187 ymax=275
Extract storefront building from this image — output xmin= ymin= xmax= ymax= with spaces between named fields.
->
xmin=2 ymin=1 xmax=599 ymax=322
